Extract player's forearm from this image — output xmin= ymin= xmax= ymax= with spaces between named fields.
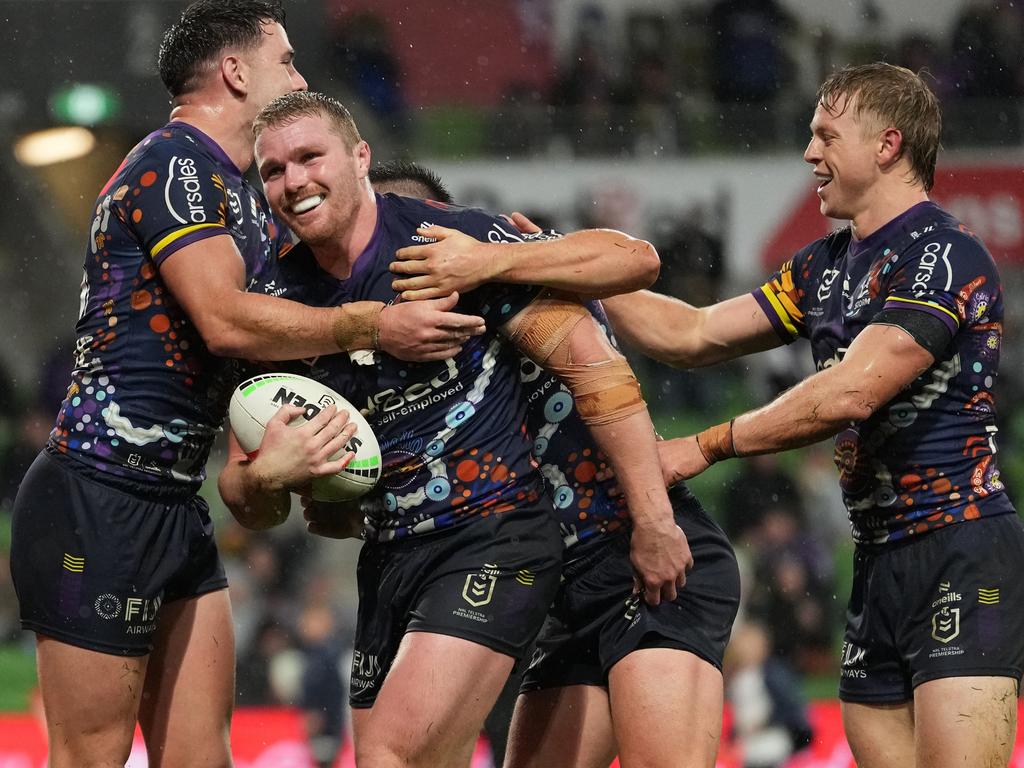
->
xmin=493 ymin=230 xmax=660 ymax=298
xmin=731 ymin=365 xmax=877 ymax=456
xmin=601 ymin=291 xmax=712 ymax=366
xmin=588 ymin=409 xmax=675 ymax=528
xmin=202 ymin=294 xmax=382 ymax=360
xmin=218 ymin=460 xmax=292 ymax=530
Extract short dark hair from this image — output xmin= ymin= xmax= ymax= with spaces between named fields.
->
xmin=253 ymin=91 xmax=362 ymax=148
xmin=158 ymin=0 xmax=286 ymax=98
xmin=369 ymin=161 xmax=453 ymax=204
xmin=817 ymin=62 xmax=941 ymax=192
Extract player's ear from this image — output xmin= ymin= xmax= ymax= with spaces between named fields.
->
xmin=878 ymin=126 xmax=903 ymax=168
xmin=220 ymin=54 xmax=248 ymax=97
xmin=355 ymin=140 xmax=372 ymax=177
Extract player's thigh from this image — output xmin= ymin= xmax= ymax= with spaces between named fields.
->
xmin=138 ymin=588 xmax=235 ymax=768
xmin=36 ymin=634 xmax=148 ymax=767
xmin=842 ymin=700 xmax=916 ymax=768
xmin=505 ymin=686 xmax=615 ymax=768
xmin=914 ymin=676 xmax=1017 ymax=768
xmin=356 ymin=631 xmax=515 ymax=767
xmin=608 ymin=647 xmax=723 ymax=768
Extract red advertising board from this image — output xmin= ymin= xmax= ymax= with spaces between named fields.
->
xmin=4 ymin=702 xmax=1024 ymax=767
xmin=762 ymin=166 xmax=1024 ymax=268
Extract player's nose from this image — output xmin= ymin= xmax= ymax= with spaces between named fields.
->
xmin=291 ymin=68 xmax=308 ymax=92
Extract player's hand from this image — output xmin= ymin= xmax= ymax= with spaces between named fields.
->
xmin=629 ymin=511 xmax=693 ymax=606
xmin=378 ymin=291 xmax=485 ymax=361
xmin=657 ymin=437 xmax=711 ymax=485
xmin=250 ymin=404 xmax=358 ymax=492
xmin=391 ymin=225 xmax=499 ymax=300
xmin=596 ymin=438 xmax=712 ymax=496
xmin=300 ymin=496 xmax=365 ymax=539
xmin=502 ymin=211 xmax=542 ymax=234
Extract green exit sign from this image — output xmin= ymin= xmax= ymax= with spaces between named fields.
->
xmin=50 ymin=83 xmax=121 ymax=125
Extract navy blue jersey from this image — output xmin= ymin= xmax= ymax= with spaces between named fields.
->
xmin=754 ymin=201 xmax=1014 ymax=544
xmin=520 ymin=301 xmax=632 ymax=557
xmin=251 ymin=193 xmax=546 ymax=541
xmin=49 ymin=122 xmax=287 ymax=492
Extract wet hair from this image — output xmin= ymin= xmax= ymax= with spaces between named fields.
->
xmin=817 ymin=62 xmax=941 ymax=192
xmin=252 ymin=91 xmax=362 ymax=149
xmin=369 ymin=161 xmax=453 ymax=204
xmin=158 ymin=0 xmax=286 ymax=98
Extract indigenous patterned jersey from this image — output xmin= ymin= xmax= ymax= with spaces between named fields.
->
xmin=520 ymin=301 xmax=631 ymax=558
xmin=49 ymin=122 xmax=285 ymax=493
xmin=251 ymin=193 xmax=546 ymax=541
xmin=754 ymin=202 xmax=1013 ymax=544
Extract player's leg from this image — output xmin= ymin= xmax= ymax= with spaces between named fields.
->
xmin=354 ymin=631 xmax=516 ymax=767
xmin=914 ymin=676 xmax=1016 ymax=768
xmin=842 ymin=701 xmax=916 ymax=768
xmin=608 ymin=647 xmax=723 ymax=768
xmin=35 ymin=635 xmax=148 ymax=767
xmin=504 ymin=686 xmax=616 ymax=768
xmin=137 ymin=589 xmax=236 ymax=768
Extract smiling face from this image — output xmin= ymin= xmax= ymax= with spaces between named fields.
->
xmin=255 ymin=113 xmax=371 ymax=250
xmin=803 ymin=93 xmax=884 ymax=224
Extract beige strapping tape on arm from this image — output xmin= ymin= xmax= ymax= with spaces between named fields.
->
xmin=506 ymin=291 xmax=646 ymax=425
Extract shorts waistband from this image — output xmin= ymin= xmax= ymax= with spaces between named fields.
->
xmin=44 ymin=446 xmax=199 ymax=503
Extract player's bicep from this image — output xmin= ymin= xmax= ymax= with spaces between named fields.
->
xmin=158 ymin=234 xmax=246 ymax=340
xmin=838 ymin=322 xmax=936 ymax=403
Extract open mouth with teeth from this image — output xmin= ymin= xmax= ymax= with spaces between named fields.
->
xmin=816 ymin=176 xmax=833 ymax=193
xmin=291 ymin=194 xmax=325 ymax=215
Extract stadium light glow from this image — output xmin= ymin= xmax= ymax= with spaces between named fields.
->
xmin=14 ymin=126 xmax=97 ymax=167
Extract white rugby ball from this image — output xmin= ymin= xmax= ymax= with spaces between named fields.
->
xmin=229 ymin=373 xmax=381 ymax=501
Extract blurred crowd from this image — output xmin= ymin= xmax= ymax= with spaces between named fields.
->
xmin=326 ymin=0 xmax=1024 ymax=159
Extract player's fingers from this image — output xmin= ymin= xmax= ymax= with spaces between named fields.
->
xmin=389 ymin=258 xmax=427 ymax=275
xmin=417 ymin=224 xmax=453 ymax=240
xmin=393 ymin=243 xmax=431 ymax=262
xmin=399 ymin=287 xmax=448 ymax=302
xmin=269 ymin=403 xmax=305 ymax=426
xmin=510 ymin=211 xmax=542 ymax=234
xmin=632 ymin=573 xmax=642 ymax=595
xmin=643 ymin=583 xmax=661 ymax=607
xmin=436 ymin=312 xmax=485 ymax=333
xmin=317 ymin=423 xmax=358 ymax=464
xmin=662 ymin=581 xmax=678 ymax=603
xmin=319 ymin=450 xmax=357 ymax=475
xmin=430 ymin=290 xmax=460 ymax=311
xmin=391 ymin=274 xmax=434 ymax=292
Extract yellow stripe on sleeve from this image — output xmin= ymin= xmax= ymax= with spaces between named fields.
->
xmin=758 ymin=285 xmax=800 ymax=338
xmin=886 ymin=296 xmax=960 ymax=325
xmin=150 ymin=223 xmax=223 ymax=259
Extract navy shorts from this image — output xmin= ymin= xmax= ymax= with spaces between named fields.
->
xmin=521 ymin=486 xmax=740 ymax=692
xmin=10 ymin=450 xmax=227 ymax=656
xmin=350 ymin=505 xmax=563 ymax=708
xmin=839 ymin=513 xmax=1024 ymax=703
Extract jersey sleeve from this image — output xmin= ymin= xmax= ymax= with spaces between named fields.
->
xmin=452 ymin=208 xmax=548 ymax=325
xmin=751 ymin=245 xmax=814 ymax=344
xmin=873 ymin=229 xmax=990 ymax=340
xmin=115 ymin=142 xmax=232 ymax=267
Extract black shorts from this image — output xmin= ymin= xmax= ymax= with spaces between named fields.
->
xmin=521 ymin=486 xmax=740 ymax=692
xmin=349 ymin=505 xmax=563 ymax=708
xmin=839 ymin=513 xmax=1024 ymax=703
xmin=10 ymin=450 xmax=227 ymax=656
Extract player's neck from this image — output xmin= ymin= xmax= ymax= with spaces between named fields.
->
xmin=167 ymin=102 xmax=256 ymax=172
xmin=311 ymin=186 xmax=379 ymax=280
xmin=850 ymin=182 xmax=930 ymax=241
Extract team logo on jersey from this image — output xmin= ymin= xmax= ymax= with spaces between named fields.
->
xmin=462 ymin=563 xmax=499 ymax=607
xmin=817 ymin=268 xmax=840 ymax=302
xmin=840 ymin=641 xmax=867 ymax=678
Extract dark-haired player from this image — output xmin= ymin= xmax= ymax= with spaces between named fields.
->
xmin=8 ymin=2 xmax=481 ymax=766
xmin=600 ymin=63 xmax=1024 ymax=768
xmin=219 ymin=91 xmax=691 ymax=768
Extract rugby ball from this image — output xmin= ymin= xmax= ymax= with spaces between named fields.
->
xmin=229 ymin=373 xmax=381 ymax=501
